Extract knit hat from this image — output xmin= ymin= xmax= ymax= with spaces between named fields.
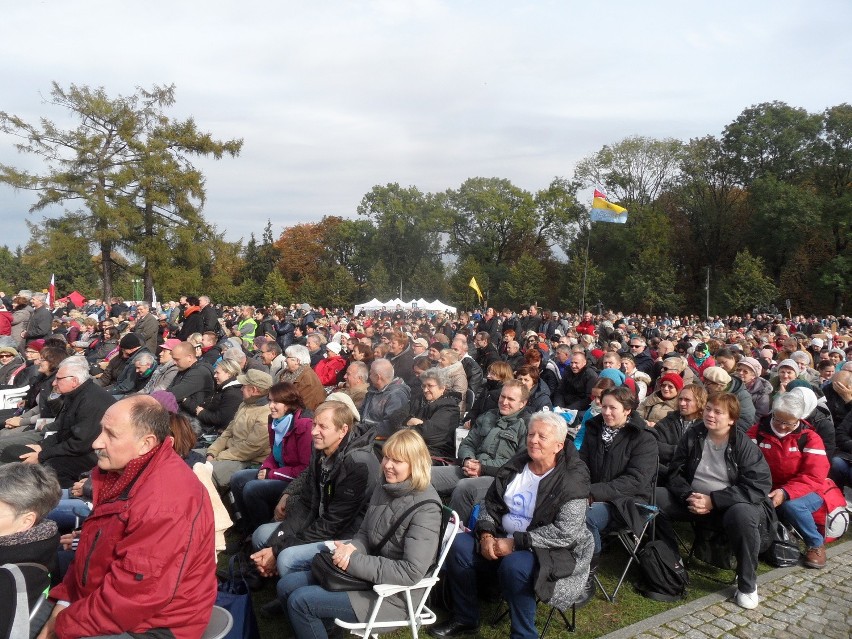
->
xmin=693 ymin=342 xmax=708 ymax=354
xmin=736 ymin=357 xmax=762 ymax=379
xmin=150 ymin=390 xmax=179 ymax=414
xmin=237 ymin=369 xmax=274 ymax=391
xmin=0 ymin=345 xmax=18 ymax=356
xmin=119 ymin=333 xmax=144 ymax=349
xmin=326 ymin=342 xmax=342 ymax=354
xmin=658 ymin=373 xmax=684 ymax=392
xmin=599 ymin=368 xmax=626 ymax=386
xmin=702 ymin=366 xmax=731 ymax=385
xmin=810 ymin=337 xmax=824 ymax=349
xmin=776 ymin=359 xmax=799 ymax=373
xmin=27 ymin=339 xmax=45 ymax=352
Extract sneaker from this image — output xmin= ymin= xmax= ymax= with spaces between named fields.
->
xmin=804 ymin=545 xmax=826 ymax=569
xmin=735 ymin=589 xmax=759 ymax=609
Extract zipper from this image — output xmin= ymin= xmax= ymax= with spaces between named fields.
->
xmin=82 ymin=529 xmax=102 ymax=586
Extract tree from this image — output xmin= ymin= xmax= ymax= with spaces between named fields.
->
xmin=20 ymin=215 xmax=101 ymax=296
xmin=0 ymin=82 xmax=241 ymax=300
xmin=502 ymin=254 xmax=545 ymax=308
xmin=721 ymin=249 xmax=779 ymax=314
xmin=574 ymin=136 xmax=684 ymax=206
xmin=262 ymin=270 xmax=291 ymax=306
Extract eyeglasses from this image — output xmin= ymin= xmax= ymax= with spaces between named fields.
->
xmin=771 ymin=416 xmax=798 ymax=429
xmin=0 ymin=353 xmax=14 ymax=358
xmin=55 ymin=375 xmax=76 ymax=382
xmin=630 ymin=344 xmax=643 ymax=349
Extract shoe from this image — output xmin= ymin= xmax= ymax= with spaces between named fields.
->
xmin=735 ymin=589 xmax=759 ymax=610
xmin=575 ymin=553 xmax=599 ymax=608
xmin=259 ymin=599 xmax=285 ymax=619
xmin=804 ymin=545 xmax=826 ymax=569
xmin=428 ymin=620 xmax=480 ymax=637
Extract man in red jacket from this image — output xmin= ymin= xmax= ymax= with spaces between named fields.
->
xmin=39 ymin=395 xmax=217 ymax=639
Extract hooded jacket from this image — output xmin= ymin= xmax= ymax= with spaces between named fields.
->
xmin=205 ymin=394 xmax=271 ymax=463
xmin=259 ymin=409 xmax=313 ymax=481
xmin=408 ymin=391 xmax=462 ymax=458
xmin=457 ymin=408 xmax=530 ymax=476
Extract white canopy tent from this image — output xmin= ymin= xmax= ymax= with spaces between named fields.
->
xmin=353 ymin=298 xmax=457 ymax=315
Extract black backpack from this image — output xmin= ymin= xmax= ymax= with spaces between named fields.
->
xmin=635 ymin=540 xmax=689 ymax=602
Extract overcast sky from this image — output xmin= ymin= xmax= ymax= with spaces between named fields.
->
xmin=1 ymin=1 xmax=850 ymax=251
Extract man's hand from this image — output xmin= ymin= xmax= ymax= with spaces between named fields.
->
xmin=20 ymin=444 xmax=41 ymax=465
xmin=274 ymin=494 xmax=289 ymax=521
xmin=479 ymin=534 xmax=499 ymax=561
xmin=493 ymin=537 xmax=515 ymax=558
xmin=769 ymin=489 xmax=786 ymax=508
xmin=70 ymin=478 xmax=86 ymax=498
xmin=834 ymin=381 xmax=852 ymax=404
xmin=686 ymin=492 xmax=713 ymax=515
xmin=5 ymin=416 xmax=21 ymax=429
xmin=462 ymin=459 xmax=482 ymax=478
xmin=406 ymin=417 xmax=423 ymax=427
xmin=250 ymin=548 xmax=277 ymax=577
xmin=36 ymin=601 xmax=67 ymax=639
xmin=257 ymin=468 xmax=267 ymax=480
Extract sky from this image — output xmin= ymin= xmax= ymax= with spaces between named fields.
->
xmin=1 ymin=1 xmax=850 ymax=251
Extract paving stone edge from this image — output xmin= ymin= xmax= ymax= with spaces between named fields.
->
xmin=596 ymin=538 xmax=852 ymax=639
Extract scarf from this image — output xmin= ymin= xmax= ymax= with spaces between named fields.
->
xmin=601 ymin=424 xmax=620 ymax=450
xmin=96 ymin=443 xmax=160 ymax=505
xmin=272 ymin=413 xmax=294 ymax=465
xmin=281 ymin=365 xmax=307 ymax=384
xmin=0 ymin=518 xmax=58 ymax=548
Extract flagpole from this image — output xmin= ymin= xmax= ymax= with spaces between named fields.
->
xmin=580 ymin=216 xmax=591 ymax=315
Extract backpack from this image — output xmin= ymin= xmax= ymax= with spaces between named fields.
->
xmin=635 ymin=540 xmax=688 ymax=602
xmin=813 ymin=478 xmax=850 ymax=542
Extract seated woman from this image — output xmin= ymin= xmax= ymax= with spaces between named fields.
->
xmin=637 ymin=372 xmax=682 ymax=427
xmin=191 ymin=358 xmax=243 ymax=435
xmin=747 ymin=390 xmax=831 ymax=569
xmin=230 ymin=382 xmax=313 ymax=535
xmin=463 ymin=360 xmax=513 ymax=429
xmin=432 ymin=412 xmax=594 ymax=639
xmin=656 ymin=393 xmax=771 ymax=610
xmin=406 ymin=368 xmax=461 ymax=460
xmin=282 ymin=345 xmax=327 ymax=411
xmin=651 ymin=384 xmax=707 ymax=480
xmin=580 ymin=386 xmax=657 ymax=590
xmin=278 ymin=429 xmax=441 ymax=639
xmin=575 ymin=377 xmax=617 ymax=450
xmin=515 ymin=364 xmax=553 ymax=413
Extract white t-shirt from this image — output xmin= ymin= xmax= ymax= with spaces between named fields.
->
xmin=501 ymin=464 xmax=554 ymax=536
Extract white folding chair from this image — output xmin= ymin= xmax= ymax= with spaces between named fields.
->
xmin=335 ymin=507 xmax=461 ymax=639
xmin=0 ymin=385 xmax=28 ymax=410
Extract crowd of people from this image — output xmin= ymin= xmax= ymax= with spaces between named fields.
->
xmin=1 ymin=289 xmax=851 ymax=639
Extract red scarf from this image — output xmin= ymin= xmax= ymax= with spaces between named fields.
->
xmin=96 ymin=444 xmax=160 ymax=505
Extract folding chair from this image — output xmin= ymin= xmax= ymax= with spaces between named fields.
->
xmin=492 ymin=596 xmax=578 ymax=637
xmin=335 ymin=507 xmax=461 ymax=639
xmin=0 ymin=385 xmax=28 ymax=410
xmin=594 ymin=464 xmax=659 ymax=603
xmin=201 ymin=605 xmax=233 ymax=639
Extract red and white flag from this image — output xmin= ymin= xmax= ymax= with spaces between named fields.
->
xmin=48 ymin=274 xmax=55 ymax=309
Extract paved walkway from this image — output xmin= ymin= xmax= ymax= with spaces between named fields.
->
xmin=600 ymin=539 xmax=852 ymax=639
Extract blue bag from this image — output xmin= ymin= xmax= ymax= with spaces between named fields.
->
xmin=216 ymin=554 xmax=260 ymax=639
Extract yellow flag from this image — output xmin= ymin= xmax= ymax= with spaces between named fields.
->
xmin=469 ymin=277 xmax=483 ymax=301
xmin=592 ymin=197 xmax=627 ymax=214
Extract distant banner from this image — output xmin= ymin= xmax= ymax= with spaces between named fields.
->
xmin=591 ymin=196 xmax=628 ymax=224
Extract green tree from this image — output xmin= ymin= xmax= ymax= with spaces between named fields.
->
xmin=0 ymin=82 xmax=241 ymax=300
xmin=721 ymin=249 xmax=779 ymax=313
xmin=21 ymin=215 xmax=100 ymax=296
xmin=262 ymin=269 xmax=291 ymax=306
xmin=0 ymin=245 xmax=25 ymax=293
xmin=502 ymin=254 xmax=545 ymax=308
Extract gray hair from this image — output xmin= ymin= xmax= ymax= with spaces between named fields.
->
xmin=790 ymin=351 xmax=810 ymax=366
xmin=137 ymin=302 xmax=150 ymax=311
xmin=772 ymin=392 xmax=806 ymax=421
xmin=371 ymin=358 xmax=395 ymax=382
xmin=306 ymin=334 xmax=323 ymax=348
xmin=0 ymin=463 xmax=61 ymax=521
xmin=136 ymin=352 xmax=156 ymax=367
xmin=440 ymin=348 xmax=460 ymax=364
xmin=58 ymin=355 xmax=91 ymax=384
xmin=528 ymin=411 xmax=569 ymax=441
xmin=285 ymin=344 xmax=311 ymax=366
xmin=32 ymin=292 xmax=46 ymax=304
xmin=223 ymin=346 xmax=246 ymax=362
xmin=347 ymin=361 xmax=369 ymax=383
xmin=420 ymin=367 xmax=448 ymax=389
xmin=216 ymin=358 xmax=242 ymax=379
xmin=199 ymin=295 xmax=210 ymax=305
xmin=263 ymin=341 xmax=282 ymax=357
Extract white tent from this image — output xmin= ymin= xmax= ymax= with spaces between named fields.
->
xmin=353 ymin=298 xmax=457 ymax=315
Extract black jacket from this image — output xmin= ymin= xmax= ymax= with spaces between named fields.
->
xmin=650 ymin=412 xmax=699 ymax=480
xmin=408 ymin=391 xmax=462 ymax=458
xmin=269 ymin=432 xmax=380 ymax=555
xmin=389 ymin=345 xmax=418 ymax=388
xmin=39 ymin=379 xmax=116 ymax=487
xmin=191 ymin=381 xmax=244 ymax=433
xmin=665 ymin=422 xmax=772 ymax=511
xmin=836 ymin=409 xmax=852 ymax=462
xmin=199 ymin=304 xmax=219 ymax=334
xmin=579 ymin=412 xmax=657 ymax=503
xmin=167 ymin=361 xmax=215 ymax=411
xmin=824 ymin=383 xmax=852 ymax=431
xmin=475 ymin=343 xmax=500 ymax=374
xmin=556 ymin=365 xmax=599 ymax=411
xmin=461 ymin=355 xmax=484 ymax=397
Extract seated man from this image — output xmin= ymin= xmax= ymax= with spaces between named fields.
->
xmin=166 ymin=341 xmax=215 ymax=416
xmin=204 ymin=369 xmax=273 ymax=490
xmin=430 ymin=379 xmax=530 ymax=524
xmin=341 ymin=361 xmax=370 ymax=410
xmin=747 ymin=390 xmax=831 ymax=569
xmin=359 ymin=358 xmax=411 ymax=440
xmin=249 ymin=400 xmax=380 ymax=616
xmin=18 ymin=356 xmax=115 ymax=488
xmin=40 ymin=395 xmax=217 ymax=639
xmin=554 ymin=350 xmax=598 ymax=410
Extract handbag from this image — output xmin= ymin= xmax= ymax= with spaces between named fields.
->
xmin=311 ymin=499 xmax=441 ymax=592
xmin=763 ymin=521 xmax=800 ymax=568
xmin=216 ymin=554 xmax=260 ymax=639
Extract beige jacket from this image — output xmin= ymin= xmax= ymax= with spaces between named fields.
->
xmin=206 ymin=395 xmax=271 ymax=463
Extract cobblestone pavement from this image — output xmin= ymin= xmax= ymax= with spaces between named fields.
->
xmin=600 ymin=539 xmax=852 ymax=639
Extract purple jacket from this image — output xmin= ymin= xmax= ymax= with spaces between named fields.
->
xmin=259 ymin=409 xmax=313 ymax=482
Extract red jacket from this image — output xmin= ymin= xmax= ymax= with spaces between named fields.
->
xmin=314 ymin=355 xmax=347 ymax=386
xmin=260 ymin=409 xmax=313 ymax=482
xmin=747 ymin=419 xmax=829 ymax=501
xmin=0 ymin=310 xmax=11 ymax=336
xmin=50 ymin=439 xmax=217 ymax=639
xmin=575 ymin=320 xmax=596 ymax=336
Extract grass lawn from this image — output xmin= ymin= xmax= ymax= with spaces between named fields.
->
xmin=218 ymin=522 xmax=784 ymax=639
